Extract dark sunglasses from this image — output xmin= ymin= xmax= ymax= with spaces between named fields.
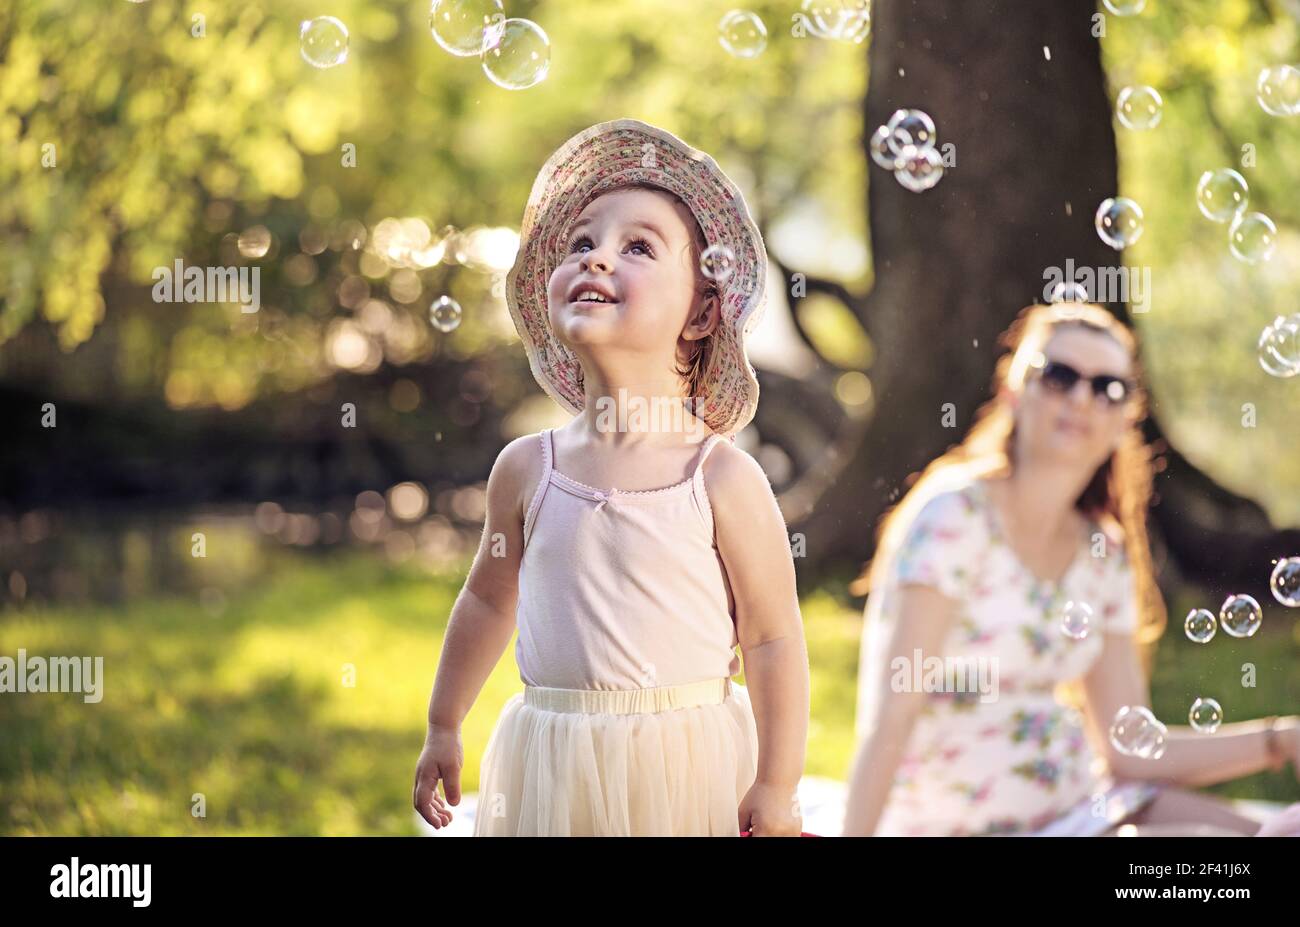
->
xmin=1028 ymin=353 xmax=1134 ymax=405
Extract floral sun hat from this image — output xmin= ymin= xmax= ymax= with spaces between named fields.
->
xmin=504 ymin=118 xmax=768 ymax=437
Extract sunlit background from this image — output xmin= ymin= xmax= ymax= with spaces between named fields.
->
xmin=2 ymin=0 xmax=1299 ymax=834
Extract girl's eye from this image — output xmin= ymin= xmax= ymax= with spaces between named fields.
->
xmin=565 ymin=235 xmax=654 ymax=257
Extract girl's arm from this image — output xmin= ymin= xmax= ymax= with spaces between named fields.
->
xmin=413 ymin=435 xmax=539 ymax=827
xmin=706 ymin=444 xmax=809 ymax=834
xmin=841 ymin=584 xmax=957 ymax=836
xmin=1080 ymin=628 xmax=1300 ymax=788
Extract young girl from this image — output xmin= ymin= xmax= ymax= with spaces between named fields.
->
xmin=413 ymin=119 xmax=809 ymax=836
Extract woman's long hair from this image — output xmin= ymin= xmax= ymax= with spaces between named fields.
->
xmin=852 ymin=303 xmax=1168 ymax=676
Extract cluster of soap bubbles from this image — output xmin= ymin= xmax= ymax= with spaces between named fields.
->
xmin=1167 ymin=559 xmax=1300 ymax=742
xmin=1194 ymin=168 xmax=1276 ymax=266
xmin=1096 ymin=13 xmax=1293 ymax=278
xmin=719 ymin=1 xmax=870 ymax=56
xmin=1095 ymin=4 xmax=1153 ymax=249
xmin=1108 ymin=696 xmax=1226 ymax=754
xmin=1109 ymin=705 xmax=1166 ymax=759
xmin=431 ymin=0 xmax=550 ymax=90
xmin=870 ymin=109 xmax=944 ymax=193
xmin=298 ymin=2 xmax=550 ymax=89
xmin=1257 ymin=64 xmax=1300 ymax=117
xmin=1184 ymin=593 xmax=1264 ymax=643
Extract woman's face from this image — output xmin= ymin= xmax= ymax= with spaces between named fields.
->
xmin=546 ymin=188 xmax=710 ymax=366
xmin=1012 ymin=325 xmax=1137 ymax=471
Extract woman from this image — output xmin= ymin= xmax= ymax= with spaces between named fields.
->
xmin=842 ymin=302 xmax=1299 ymax=836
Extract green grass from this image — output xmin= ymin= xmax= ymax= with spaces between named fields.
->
xmin=2 ymin=552 xmax=1296 ymax=834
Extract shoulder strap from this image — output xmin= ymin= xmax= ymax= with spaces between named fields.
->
xmin=691 ymin=433 xmax=726 ymax=478
xmin=690 ymin=434 xmax=728 ymax=536
xmin=522 ymin=429 xmax=554 ymax=546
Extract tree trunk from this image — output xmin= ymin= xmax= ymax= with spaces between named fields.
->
xmin=790 ymin=0 xmax=1300 ymax=601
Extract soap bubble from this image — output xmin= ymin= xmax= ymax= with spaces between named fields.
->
xmin=1059 ymin=600 xmax=1093 ymax=640
xmin=1195 ymin=169 xmax=1249 ymax=222
xmin=1271 ymin=557 xmax=1300 ymax=607
xmin=1109 ymin=705 xmax=1167 ymax=760
xmin=238 ymin=225 xmax=272 ymax=259
xmin=894 ymin=146 xmax=944 ymax=192
xmin=871 ymin=110 xmax=938 ymax=172
xmin=1049 ymin=281 xmax=1091 ymax=304
xmin=700 ymin=244 xmax=736 ymax=282
xmin=1102 ymin=0 xmax=1145 ymax=14
xmin=1257 ymin=65 xmax=1300 ymax=117
xmin=1258 ymin=316 xmax=1300 ymax=378
xmin=430 ymin=295 xmax=463 ymax=333
xmin=1219 ymin=593 xmax=1262 ymax=638
xmin=801 ymin=1 xmax=871 ymax=41
xmin=837 ymin=5 xmax=872 ymax=44
xmin=1095 ymin=197 xmax=1144 ymax=250
xmin=887 ymin=108 xmax=937 ymax=152
xmin=1228 ymin=211 xmax=1276 ymax=264
xmin=870 ymin=125 xmax=903 ymax=169
xmin=481 ymin=18 xmax=550 ymax=90
xmin=1188 ymin=697 xmax=1222 ymax=734
xmin=429 ymin=0 xmax=506 ymax=57
xmin=300 ymin=16 xmax=349 ymax=69
xmin=1116 ymin=85 xmax=1163 ymax=130
xmin=718 ymin=10 xmax=768 ymax=58
xmin=1184 ymin=608 xmax=1217 ymax=644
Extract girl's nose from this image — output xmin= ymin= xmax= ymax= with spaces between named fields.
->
xmin=580 ymin=249 xmax=612 ymax=273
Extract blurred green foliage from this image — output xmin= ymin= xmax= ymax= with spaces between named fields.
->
xmin=0 ymin=0 xmax=865 ymax=409
xmin=1103 ymin=0 xmax=1300 ymax=524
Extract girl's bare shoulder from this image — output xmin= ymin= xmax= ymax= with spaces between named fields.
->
xmin=700 ymin=439 xmax=775 ymax=510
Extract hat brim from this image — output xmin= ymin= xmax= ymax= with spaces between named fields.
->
xmin=505 ymin=118 xmax=767 ymax=437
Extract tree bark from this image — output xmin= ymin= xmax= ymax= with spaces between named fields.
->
xmin=789 ymin=0 xmax=1299 ymax=600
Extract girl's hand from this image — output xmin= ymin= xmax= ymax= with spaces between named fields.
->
xmin=738 ymin=779 xmax=802 ymax=837
xmin=413 ymin=725 xmax=463 ymax=829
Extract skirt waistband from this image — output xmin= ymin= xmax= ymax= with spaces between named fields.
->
xmin=523 ymin=677 xmax=733 ymax=714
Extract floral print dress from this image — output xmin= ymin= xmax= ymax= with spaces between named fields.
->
xmin=854 ymin=473 xmax=1138 ymax=836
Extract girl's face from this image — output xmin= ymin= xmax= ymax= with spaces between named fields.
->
xmin=1010 ymin=325 xmax=1138 ymax=471
xmin=546 ymin=188 xmax=714 ymax=376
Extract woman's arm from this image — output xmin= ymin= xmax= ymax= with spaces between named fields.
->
xmin=1080 ymin=628 xmax=1300 ymax=788
xmin=707 ymin=443 xmax=809 ymax=834
xmin=841 ymin=584 xmax=957 ymax=836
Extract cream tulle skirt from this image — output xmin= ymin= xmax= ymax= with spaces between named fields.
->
xmin=473 ymin=677 xmax=759 ymax=836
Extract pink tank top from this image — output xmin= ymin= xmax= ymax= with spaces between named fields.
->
xmin=515 ymin=428 xmax=742 ymax=690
